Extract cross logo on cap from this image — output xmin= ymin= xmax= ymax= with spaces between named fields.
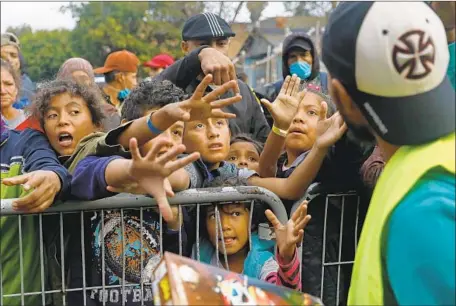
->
xmin=392 ymin=30 xmax=436 ymax=80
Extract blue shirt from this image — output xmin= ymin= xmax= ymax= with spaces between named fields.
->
xmin=385 ymin=168 xmax=455 ymax=305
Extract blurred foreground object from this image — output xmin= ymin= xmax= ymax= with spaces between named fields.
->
xmin=152 ymin=252 xmax=323 ymax=305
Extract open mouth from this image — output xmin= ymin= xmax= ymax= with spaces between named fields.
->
xmin=209 ymin=143 xmax=224 ymax=150
xmin=58 ymin=133 xmax=73 ymax=147
xmin=219 ymin=237 xmax=236 ymax=245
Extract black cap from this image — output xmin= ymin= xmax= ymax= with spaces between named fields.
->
xmin=286 ymin=38 xmax=312 ymax=54
xmin=322 ymin=2 xmax=455 ymax=146
xmin=182 ymin=13 xmax=236 ymax=41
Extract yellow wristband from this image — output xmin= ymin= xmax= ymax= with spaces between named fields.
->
xmin=272 ymin=125 xmax=288 ymax=137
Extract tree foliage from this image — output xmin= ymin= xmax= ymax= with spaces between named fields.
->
xmin=204 ymin=1 xmax=246 ymax=23
xmin=246 ymin=2 xmax=268 ymax=25
xmin=5 ymin=24 xmax=33 ymax=38
xmin=14 ymin=29 xmax=75 ymax=81
xmin=6 ymin=1 xmax=277 ymax=81
xmin=8 ymin=2 xmax=207 ymax=81
xmin=62 ymin=2 xmax=206 ymax=68
xmin=283 ymin=2 xmax=334 ymax=17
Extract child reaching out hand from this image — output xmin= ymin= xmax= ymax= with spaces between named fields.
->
xmin=1 ymin=127 xmax=71 ymax=306
xmin=181 ymin=79 xmax=347 ymax=202
xmin=32 ymin=74 xmax=241 ymax=219
xmin=29 ymin=77 xmax=242 ymax=306
xmin=194 ymin=177 xmax=311 ymax=290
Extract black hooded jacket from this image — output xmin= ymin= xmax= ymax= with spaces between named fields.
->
xmin=255 ymin=33 xmax=328 ymax=126
xmin=281 ymin=32 xmax=321 ymax=81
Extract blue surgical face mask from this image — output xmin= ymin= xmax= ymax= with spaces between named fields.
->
xmin=289 ymin=61 xmax=312 ymax=80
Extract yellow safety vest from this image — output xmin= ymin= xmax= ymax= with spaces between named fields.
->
xmin=348 ymin=132 xmax=455 ymax=305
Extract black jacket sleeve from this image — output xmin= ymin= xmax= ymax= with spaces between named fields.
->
xmin=154 ymin=46 xmax=209 ymax=89
xmin=155 ymin=48 xmax=271 ymax=142
xmin=239 ymin=82 xmax=271 ymax=143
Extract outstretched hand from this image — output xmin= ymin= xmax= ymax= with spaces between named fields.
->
xmin=260 ymin=75 xmax=305 ymax=130
xmin=162 ymin=74 xmax=242 ymax=123
xmin=2 ymin=170 xmax=62 ymax=213
xmin=265 ymin=200 xmax=311 ymax=263
xmin=107 ymin=137 xmax=200 ymax=222
xmin=315 ymin=105 xmax=348 ymax=149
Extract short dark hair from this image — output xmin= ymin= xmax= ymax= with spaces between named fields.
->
xmin=230 ymin=133 xmax=264 ymax=155
xmin=1 ymin=59 xmax=21 ymax=92
xmin=32 ymin=79 xmax=106 ymax=128
xmin=121 ymin=80 xmax=188 ymax=121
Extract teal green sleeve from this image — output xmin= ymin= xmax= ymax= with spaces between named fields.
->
xmin=385 ymin=169 xmax=455 ymax=305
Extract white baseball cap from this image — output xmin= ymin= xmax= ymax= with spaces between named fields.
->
xmin=322 ymin=2 xmax=455 ymax=145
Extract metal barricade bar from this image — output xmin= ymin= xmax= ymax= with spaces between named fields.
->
xmin=1 ymin=187 xmax=288 ymax=306
xmin=320 ymin=190 xmax=361 ymax=306
xmin=1 ymin=186 xmax=287 ymax=222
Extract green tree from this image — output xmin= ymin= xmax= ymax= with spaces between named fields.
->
xmin=246 ymin=2 xmax=268 ymax=25
xmin=17 ymin=29 xmax=75 ymax=81
xmin=62 ymin=2 xmax=205 ymax=72
xmin=283 ymin=2 xmax=334 ymax=17
xmin=5 ymin=24 xmax=33 ymax=38
xmin=204 ymin=2 xmax=246 ymax=23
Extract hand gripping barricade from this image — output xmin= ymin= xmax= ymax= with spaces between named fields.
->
xmin=291 ymin=182 xmax=366 ymax=306
xmin=0 ymin=186 xmax=289 ymax=306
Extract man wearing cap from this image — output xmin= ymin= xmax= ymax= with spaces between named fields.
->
xmin=322 ymin=2 xmax=455 ymax=305
xmin=257 ymin=32 xmax=329 ymax=126
xmin=1 ymin=32 xmax=36 ymax=108
xmin=94 ymin=50 xmax=139 ymax=108
xmin=154 ymin=13 xmax=270 ymax=142
xmin=143 ymin=53 xmax=174 ymax=79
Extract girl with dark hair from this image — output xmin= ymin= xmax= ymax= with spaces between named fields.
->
xmin=192 ymin=176 xmax=311 ymax=291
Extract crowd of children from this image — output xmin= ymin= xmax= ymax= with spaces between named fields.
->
xmin=1 ymin=14 xmax=373 ymax=306
xmin=1 ymin=65 xmax=372 ymax=305
xmin=2 ymin=2 xmax=455 ymax=305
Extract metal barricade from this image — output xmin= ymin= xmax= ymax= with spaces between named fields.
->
xmin=1 ymin=186 xmax=288 ymax=306
xmin=292 ymin=183 xmax=365 ymax=306
xmin=321 ymin=191 xmax=361 ymax=306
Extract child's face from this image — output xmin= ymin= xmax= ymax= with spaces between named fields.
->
xmin=227 ymin=141 xmax=260 ymax=172
xmin=285 ymin=92 xmax=323 ymax=153
xmin=141 ymin=109 xmax=184 ymax=157
xmin=183 ymin=118 xmax=230 ymax=165
xmin=44 ymin=93 xmax=99 ymax=156
xmin=206 ymin=203 xmax=250 ymax=256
